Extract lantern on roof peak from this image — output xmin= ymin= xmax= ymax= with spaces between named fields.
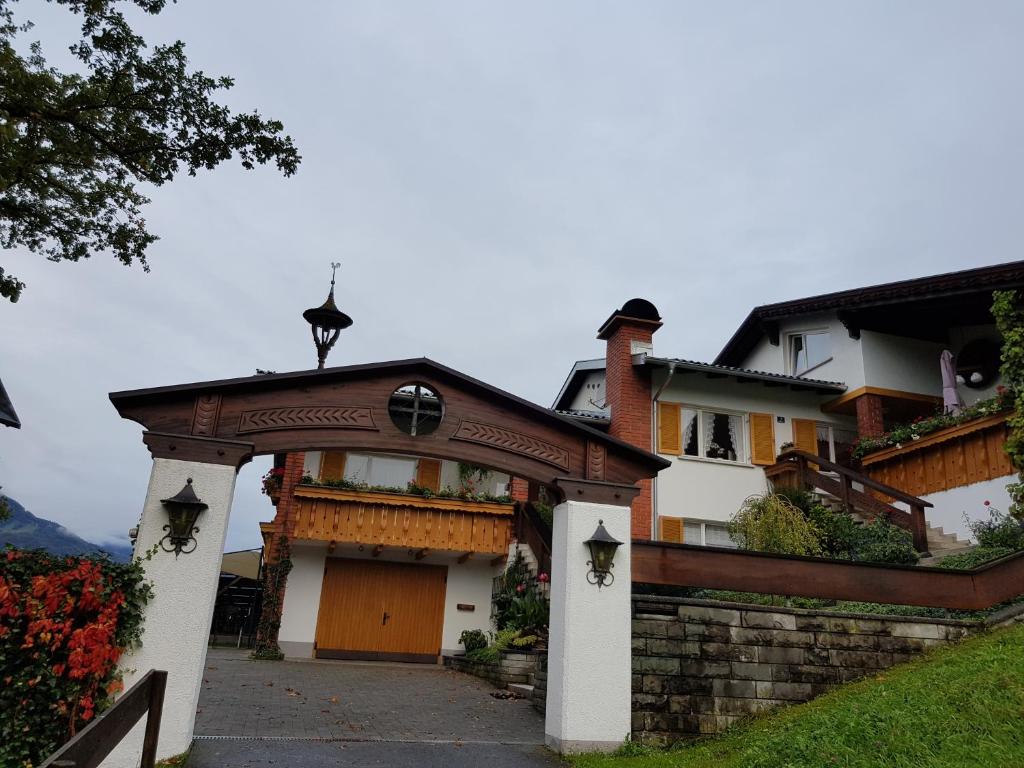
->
xmin=303 ymin=262 xmax=353 ymax=370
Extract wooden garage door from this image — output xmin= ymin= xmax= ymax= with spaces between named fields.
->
xmin=314 ymin=558 xmax=447 ymax=663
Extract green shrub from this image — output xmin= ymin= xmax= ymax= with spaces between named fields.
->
xmin=937 ymin=546 xmax=1016 ymax=570
xmin=466 ymin=628 xmax=521 ymax=663
xmin=493 ymin=552 xmax=549 ymax=634
xmin=852 ymin=518 xmax=918 ymax=564
xmin=729 ymin=493 xmax=822 ymax=556
xmin=458 ymin=629 xmax=488 ymax=654
xmin=968 ymin=505 xmax=1024 ymax=550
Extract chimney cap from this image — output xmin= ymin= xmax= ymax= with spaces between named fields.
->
xmin=597 ymin=298 xmax=662 ymax=340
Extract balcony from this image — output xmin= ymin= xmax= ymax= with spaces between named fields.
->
xmin=290 ymin=485 xmax=514 ymax=555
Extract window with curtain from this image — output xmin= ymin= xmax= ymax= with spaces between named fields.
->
xmin=677 ymin=408 xmax=746 ymax=463
xmin=343 ymin=453 xmax=417 ymax=488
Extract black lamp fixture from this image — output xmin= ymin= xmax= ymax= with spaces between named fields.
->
xmin=585 ymin=520 xmax=623 ymax=588
xmin=159 ymin=478 xmax=208 ymax=556
xmin=303 ymin=262 xmax=353 ymax=370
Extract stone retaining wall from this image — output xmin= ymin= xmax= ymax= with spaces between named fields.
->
xmin=444 ymin=650 xmax=541 ymax=688
xmin=532 ymin=653 xmax=547 ymax=713
xmin=631 ymin=596 xmax=982 ymax=745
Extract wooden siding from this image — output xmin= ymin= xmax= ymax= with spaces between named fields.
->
xmin=862 ymin=414 xmax=1012 ymax=498
xmin=292 ymin=486 xmax=513 ymax=554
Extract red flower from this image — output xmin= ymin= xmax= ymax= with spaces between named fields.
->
xmin=515 ymin=584 xmax=525 ymax=593
xmin=537 ymin=573 xmax=549 ymax=583
xmin=984 ymin=500 xmax=991 ymax=506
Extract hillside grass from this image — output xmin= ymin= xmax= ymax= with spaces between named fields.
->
xmin=572 ymin=622 xmax=1024 ymax=768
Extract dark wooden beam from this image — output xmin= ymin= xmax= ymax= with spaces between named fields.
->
xmin=457 ymin=552 xmax=473 ymax=564
xmin=327 ymin=540 xmax=336 ymax=554
xmin=414 ymin=548 xmax=429 ymax=560
xmin=372 ymin=544 xmax=384 ymax=557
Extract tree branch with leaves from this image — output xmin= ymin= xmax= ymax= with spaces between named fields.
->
xmin=0 ymin=0 xmax=301 ymax=302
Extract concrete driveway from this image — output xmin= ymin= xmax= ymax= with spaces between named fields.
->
xmin=189 ymin=649 xmax=560 ymax=767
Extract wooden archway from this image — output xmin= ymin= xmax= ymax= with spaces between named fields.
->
xmin=110 ymin=357 xmax=668 ymax=503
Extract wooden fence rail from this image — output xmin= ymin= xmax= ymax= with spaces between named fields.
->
xmin=632 ymin=541 xmax=1024 ymax=611
xmin=40 ymin=669 xmax=167 ymax=768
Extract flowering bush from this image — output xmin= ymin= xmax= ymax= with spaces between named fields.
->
xmin=851 ymin=389 xmax=1013 ymax=459
xmin=261 ymin=466 xmax=286 ymax=497
xmin=0 ymin=548 xmax=152 ymax=767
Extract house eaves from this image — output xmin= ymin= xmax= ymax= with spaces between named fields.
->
xmin=715 ymin=259 xmax=1024 ymax=367
xmin=551 ymin=358 xmax=606 ymax=410
xmin=0 ymin=377 xmax=19 ymax=428
xmin=641 ymin=355 xmax=846 ymax=395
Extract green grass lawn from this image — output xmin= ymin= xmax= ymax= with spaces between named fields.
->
xmin=571 ymin=622 xmax=1024 ymax=768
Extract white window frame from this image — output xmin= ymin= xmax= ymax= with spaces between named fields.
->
xmin=677 ymin=405 xmax=750 ymax=465
xmin=661 ymin=516 xmax=737 ymax=548
xmin=787 ymin=329 xmax=833 ymax=377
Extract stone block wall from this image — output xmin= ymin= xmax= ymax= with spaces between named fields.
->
xmin=444 ymin=650 xmax=541 ymax=688
xmin=532 ymin=653 xmax=547 ymax=713
xmin=631 ymin=596 xmax=979 ymax=745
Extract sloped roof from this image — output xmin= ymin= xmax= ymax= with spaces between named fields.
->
xmin=0 ymin=377 xmax=19 ymax=428
xmin=715 ymin=260 xmax=1024 ymax=366
xmin=644 ymin=356 xmax=846 ymax=394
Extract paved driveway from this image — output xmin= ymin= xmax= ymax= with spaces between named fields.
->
xmin=190 ymin=649 xmax=559 ymax=767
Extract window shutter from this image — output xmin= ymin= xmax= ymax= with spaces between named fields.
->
xmin=416 ymin=458 xmax=442 ymax=492
xmin=749 ymin=413 xmax=776 ymax=465
xmin=657 ymin=402 xmax=682 ymax=454
xmin=659 ymin=516 xmax=685 ymax=543
xmin=792 ymin=419 xmax=818 ymax=454
xmin=319 ymin=451 xmax=347 ymax=482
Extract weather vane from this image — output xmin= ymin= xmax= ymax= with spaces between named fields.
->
xmin=303 ymin=262 xmax=353 ymax=369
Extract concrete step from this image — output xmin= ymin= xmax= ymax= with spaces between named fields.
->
xmin=919 ymin=545 xmax=978 ymax=566
xmin=507 ymin=683 xmax=535 ymax=697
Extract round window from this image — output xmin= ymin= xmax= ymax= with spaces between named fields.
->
xmin=388 ymin=382 xmax=443 ymax=436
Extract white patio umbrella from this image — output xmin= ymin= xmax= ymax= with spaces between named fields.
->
xmin=941 ymin=349 xmax=964 ymax=415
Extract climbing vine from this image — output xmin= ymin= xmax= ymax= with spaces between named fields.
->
xmin=251 ymin=536 xmax=292 ymax=660
xmin=992 ymin=289 xmax=1024 ymax=520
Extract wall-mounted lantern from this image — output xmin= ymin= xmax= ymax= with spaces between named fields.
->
xmin=159 ymin=478 xmax=208 ymax=556
xmin=585 ymin=520 xmax=623 ymax=588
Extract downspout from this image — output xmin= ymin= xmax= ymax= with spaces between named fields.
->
xmin=649 ymin=361 xmax=677 ymax=541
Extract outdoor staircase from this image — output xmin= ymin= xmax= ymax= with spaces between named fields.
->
xmin=810 ymin=488 xmax=972 ymax=561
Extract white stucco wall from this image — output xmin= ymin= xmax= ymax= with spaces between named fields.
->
xmin=741 ymin=313 xmax=865 ymax=388
xmin=566 ymin=371 xmax=608 ymax=413
xmin=860 ymin=330 xmax=946 ymax=397
xmin=277 ymin=543 xmax=327 ymax=657
xmin=545 ymin=500 xmax=632 ymax=753
xmin=277 ymin=542 xmax=500 ymax=658
xmin=919 ymin=475 xmax=1015 ymax=543
xmin=653 ymin=372 xmax=856 ymax=525
xmin=102 ymin=459 xmax=238 ymax=768
xmin=302 ymin=450 xmax=510 ymax=496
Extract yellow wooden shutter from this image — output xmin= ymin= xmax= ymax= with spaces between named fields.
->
xmin=659 ymin=516 xmax=685 ymax=543
xmin=319 ymin=451 xmax=347 ymax=482
xmin=792 ymin=419 xmax=818 ymax=455
xmin=749 ymin=413 xmax=776 ymax=466
xmin=657 ymin=402 xmax=682 ymax=454
xmin=416 ymin=458 xmax=442 ymax=492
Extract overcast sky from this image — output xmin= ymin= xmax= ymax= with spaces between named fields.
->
xmin=1 ymin=1 xmax=1020 ymax=552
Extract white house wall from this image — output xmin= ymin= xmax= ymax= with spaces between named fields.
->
xmin=277 ymin=541 xmax=501 ymax=658
xmin=653 ymin=372 xmax=856 ymax=525
xmin=860 ymin=330 xmax=946 ymax=397
xmin=740 ymin=313 xmax=866 ymax=388
xmin=919 ymin=474 xmax=1015 ymax=543
xmin=302 ymin=450 xmax=509 ymax=496
xmin=567 ymin=371 xmax=608 ymax=413
xmin=278 ymin=543 xmax=327 ymax=658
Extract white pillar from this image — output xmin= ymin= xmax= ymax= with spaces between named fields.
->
xmin=545 ymin=500 xmax=632 ymax=753
xmin=103 ymin=458 xmax=237 ymax=767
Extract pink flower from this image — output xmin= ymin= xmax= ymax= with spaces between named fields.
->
xmin=984 ymin=500 xmax=991 ymax=506
xmin=537 ymin=573 xmax=549 ymax=583
xmin=515 ymin=584 xmax=525 ymax=593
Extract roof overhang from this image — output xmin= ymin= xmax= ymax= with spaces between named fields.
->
xmin=642 ymin=356 xmax=846 ymax=395
xmin=0 ymin=378 xmax=19 ymax=429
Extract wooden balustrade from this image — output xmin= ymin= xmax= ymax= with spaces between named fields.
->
xmin=766 ymin=449 xmax=932 ymax=553
xmin=515 ymin=501 xmax=553 ymax=576
xmin=291 ymin=485 xmax=514 ymax=555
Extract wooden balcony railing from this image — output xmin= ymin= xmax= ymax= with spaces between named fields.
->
xmin=291 ymin=485 xmax=514 ymax=555
xmin=861 ymin=413 xmax=1012 ymax=497
xmin=766 ymin=449 xmax=932 ymax=553
xmin=514 ymin=501 xmax=552 ymax=576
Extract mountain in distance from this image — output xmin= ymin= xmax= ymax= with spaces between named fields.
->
xmin=1 ymin=496 xmax=133 ymax=562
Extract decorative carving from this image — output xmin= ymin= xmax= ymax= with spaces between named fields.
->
xmin=237 ymin=406 xmax=377 ymax=434
xmin=452 ymin=420 xmax=569 ymax=470
xmin=191 ymin=394 xmax=222 ymax=436
xmin=586 ymin=441 xmax=606 ymax=481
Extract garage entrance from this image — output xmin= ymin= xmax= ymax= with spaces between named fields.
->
xmin=315 ymin=558 xmax=447 ymax=663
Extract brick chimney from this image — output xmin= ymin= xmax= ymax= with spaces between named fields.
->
xmin=597 ymin=298 xmax=662 ymax=539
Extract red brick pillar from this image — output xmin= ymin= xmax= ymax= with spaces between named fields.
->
xmin=855 ymin=394 xmax=885 ymax=438
xmin=509 ymin=476 xmax=530 ymax=503
xmin=598 ymin=301 xmax=662 ymax=539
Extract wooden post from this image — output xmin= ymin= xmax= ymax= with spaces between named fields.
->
xmin=910 ymin=504 xmax=929 ymax=555
xmin=141 ymin=671 xmax=167 ymax=768
xmin=839 ymin=473 xmax=851 ymax=512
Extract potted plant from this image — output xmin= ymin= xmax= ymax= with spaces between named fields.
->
xmin=261 ymin=467 xmax=286 ymax=504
